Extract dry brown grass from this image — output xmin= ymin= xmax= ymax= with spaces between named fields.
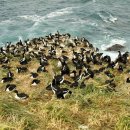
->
xmin=0 ymin=46 xmax=130 ymax=130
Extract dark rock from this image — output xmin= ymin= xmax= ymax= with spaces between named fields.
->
xmin=105 ymin=44 xmax=125 ymax=51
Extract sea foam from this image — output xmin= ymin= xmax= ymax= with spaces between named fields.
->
xmin=101 ymin=38 xmax=126 ymax=51
xmin=101 ymin=38 xmax=126 ymax=61
xmin=19 ymin=7 xmax=74 ymax=23
xmin=98 ymin=12 xmax=118 ymax=23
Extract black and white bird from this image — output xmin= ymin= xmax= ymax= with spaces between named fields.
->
xmin=51 ymin=79 xmax=60 ymax=94
xmin=1 ymin=77 xmax=13 ymax=83
xmin=56 ymin=88 xmax=72 ymax=99
xmin=20 ymin=57 xmax=28 ymax=65
xmin=51 ymin=79 xmax=72 ymax=99
xmin=83 ymin=67 xmax=94 ymax=79
xmin=126 ymin=78 xmax=130 ymax=83
xmin=61 ymin=62 xmax=70 ymax=75
xmin=1 ymin=71 xmax=14 ymax=83
xmin=31 ymin=79 xmax=40 ymax=86
xmin=53 ymin=74 xmax=64 ymax=85
xmin=39 ymin=56 xmax=48 ymax=66
xmin=37 ymin=65 xmax=47 ymax=72
xmin=17 ymin=67 xmax=28 ymax=73
xmin=104 ymin=71 xmax=115 ymax=78
xmin=46 ymin=76 xmax=62 ymax=91
xmin=13 ymin=90 xmax=29 ymax=100
xmin=30 ymin=72 xmax=38 ymax=78
xmin=7 ymin=71 xmax=14 ymax=78
xmin=5 ymin=84 xmax=16 ymax=92
xmin=118 ymin=65 xmax=123 ymax=72
xmin=1 ymin=65 xmax=11 ymax=70
xmin=1 ymin=57 xmax=10 ymax=64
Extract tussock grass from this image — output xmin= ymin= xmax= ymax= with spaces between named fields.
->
xmin=1 ymin=44 xmax=130 ymax=130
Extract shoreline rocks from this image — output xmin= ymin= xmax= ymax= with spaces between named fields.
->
xmin=105 ymin=44 xmax=125 ymax=51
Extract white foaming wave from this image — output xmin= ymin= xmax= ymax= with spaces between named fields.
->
xmin=101 ymin=38 xmax=126 ymax=51
xmin=109 ymin=14 xmax=118 ymax=23
xmin=19 ymin=15 xmax=45 ymax=22
xmin=89 ymin=21 xmax=98 ymax=27
xmin=92 ymin=0 xmax=96 ymax=3
xmin=18 ymin=36 xmax=23 ymax=42
xmin=98 ymin=12 xmax=117 ymax=23
xmin=71 ymin=19 xmax=87 ymax=24
xmin=46 ymin=7 xmax=73 ymax=18
xmin=19 ymin=7 xmax=74 ymax=23
xmin=0 ymin=19 xmax=14 ymax=25
xmin=102 ymin=51 xmax=118 ymax=61
xmin=98 ymin=13 xmax=109 ymax=23
xmin=71 ymin=19 xmax=98 ymax=27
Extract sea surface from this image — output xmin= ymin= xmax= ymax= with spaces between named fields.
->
xmin=0 ymin=0 xmax=130 ymax=59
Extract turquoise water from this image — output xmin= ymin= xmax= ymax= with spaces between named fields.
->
xmin=0 ymin=0 xmax=130 ymax=55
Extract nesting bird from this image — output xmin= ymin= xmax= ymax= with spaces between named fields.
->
xmin=13 ymin=90 xmax=29 ymax=100
xmin=30 ymin=72 xmax=38 ymax=78
xmin=126 ymin=78 xmax=130 ymax=83
xmin=51 ymin=79 xmax=72 ymax=99
xmin=20 ymin=57 xmax=28 ymax=65
xmin=53 ymin=74 xmax=64 ymax=85
xmin=17 ymin=67 xmax=28 ymax=73
xmin=5 ymin=84 xmax=16 ymax=92
xmin=1 ymin=72 xmax=13 ymax=83
xmin=31 ymin=79 xmax=40 ymax=86
xmin=37 ymin=65 xmax=47 ymax=72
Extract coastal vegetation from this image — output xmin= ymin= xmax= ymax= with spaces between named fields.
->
xmin=0 ymin=33 xmax=130 ymax=130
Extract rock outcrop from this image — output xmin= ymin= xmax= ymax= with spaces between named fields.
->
xmin=105 ymin=44 xmax=125 ymax=51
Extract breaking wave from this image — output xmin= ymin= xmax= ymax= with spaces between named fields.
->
xmin=98 ymin=11 xmax=118 ymax=23
xmin=18 ymin=7 xmax=74 ymax=23
xmin=101 ymin=38 xmax=126 ymax=51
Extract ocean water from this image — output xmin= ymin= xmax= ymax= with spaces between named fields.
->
xmin=0 ymin=0 xmax=130 ymax=59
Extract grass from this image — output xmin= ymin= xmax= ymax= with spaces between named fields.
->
xmin=0 ymin=41 xmax=130 ymax=130
xmin=1 ymin=82 xmax=130 ymax=130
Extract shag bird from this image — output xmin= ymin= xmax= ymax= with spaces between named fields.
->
xmin=51 ymin=79 xmax=72 ymax=99
xmin=1 ymin=77 xmax=13 ymax=83
xmin=53 ymin=74 xmax=64 ymax=85
xmin=37 ymin=65 xmax=47 ymax=72
xmin=31 ymin=79 xmax=40 ymax=86
xmin=104 ymin=71 xmax=115 ymax=78
xmin=126 ymin=78 xmax=130 ymax=83
xmin=61 ymin=62 xmax=70 ymax=75
xmin=13 ymin=90 xmax=29 ymax=100
xmin=20 ymin=57 xmax=28 ymax=65
xmin=5 ymin=84 xmax=16 ymax=92
xmin=7 ymin=71 xmax=14 ymax=78
xmin=118 ymin=65 xmax=123 ymax=72
xmin=17 ymin=67 xmax=28 ymax=73
xmin=30 ymin=72 xmax=38 ymax=78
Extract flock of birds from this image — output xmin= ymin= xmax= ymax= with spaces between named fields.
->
xmin=0 ymin=31 xmax=130 ymax=101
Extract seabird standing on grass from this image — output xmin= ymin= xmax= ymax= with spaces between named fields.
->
xmin=13 ymin=90 xmax=29 ymax=100
xmin=51 ymin=79 xmax=72 ymax=99
xmin=37 ymin=65 xmax=47 ymax=72
xmin=31 ymin=79 xmax=40 ymax=86
xmin=20 ymin=57 xmax=28 ymax=65
xmin=17 ymin=67 xmax=28 ymax=73
xmin=126 ymin=78 xmax=130 ymax=83
xmin=5 ymin=84 xmax=16 ymax=92
xmin=30 ymin=72 xmax=38 ymax=78
xmin=1 ymin=76 xmax=13 ymax=83
xmin=53 ymin=74 xmax=64 ymax=85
